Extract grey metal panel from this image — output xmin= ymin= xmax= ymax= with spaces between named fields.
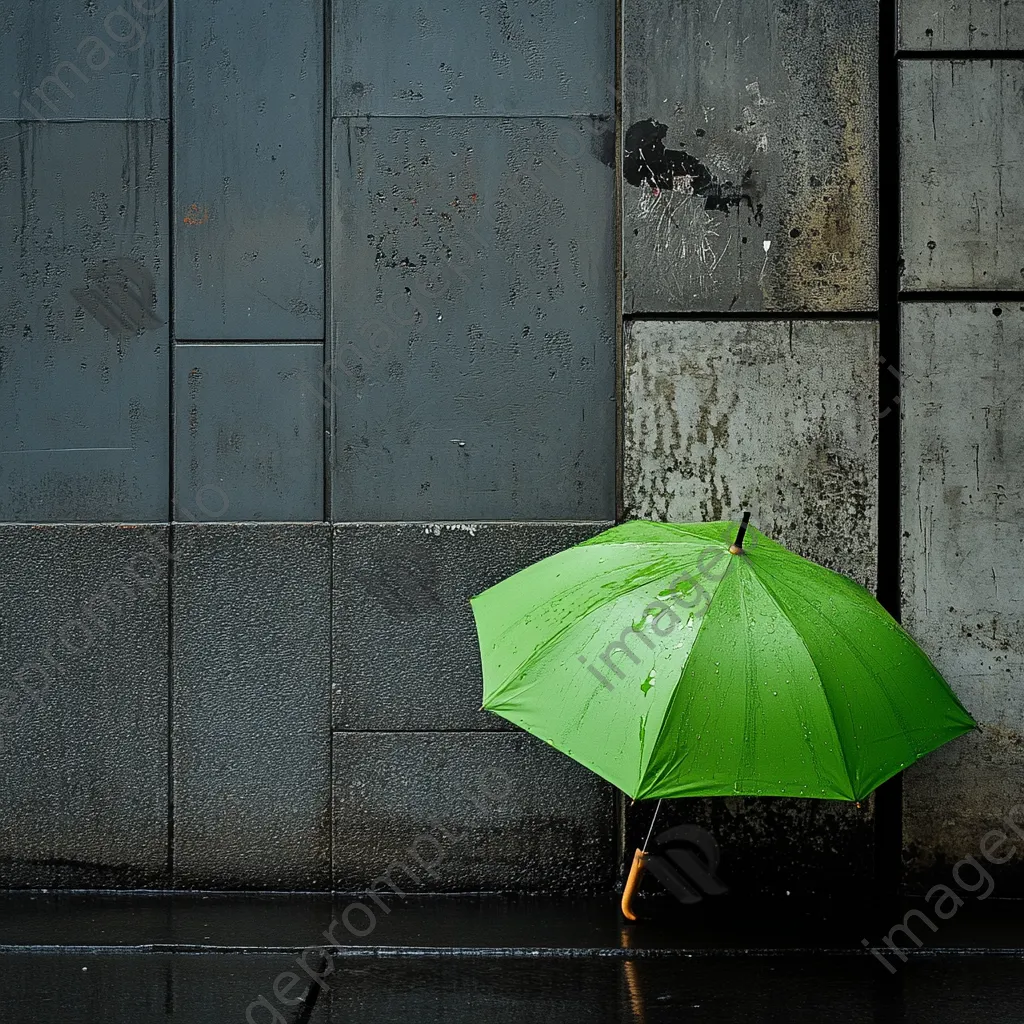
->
xmin=0 ymin=121 xmax=169 ymax=522
xmin=332 ymin=731 xmax=615 ymax=893
xmin=333 ymin=0 xmax=614 ymax=117
xmin=0 ymin=4 xmax=168 ymax=121
xmin=174 ymin=344 xmax=324 ymax=522
xmin=622 ymin=0 xmax=878 ymax=313
xmin=901 ymin=303 xmax=1024 ymax=896
xmin=0 ymin=525 xmax=169 ymax=889
xmin=332 ymin=521 xmax=610 ymax=731
xmin=172 ymin=524 xmax=331 ymax=890
xmin=622 ymin=319 xmax=879 ymax=588
xmin=899 ymin=0 xmax=1024 ymax=50
xmin=331 ymin=116 xmax=616 ymax=520
xmin=173 ymin=0 xmax=324 ymax=339
xmin=900 ymin=61 xmax=1024 ymax=291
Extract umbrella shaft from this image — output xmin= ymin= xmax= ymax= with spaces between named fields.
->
xmin=641 ymin=799 xmax=663 ymax=853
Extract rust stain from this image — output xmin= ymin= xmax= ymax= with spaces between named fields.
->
xmin=765 ymin=52 xmax=875 ymax=310
xmin=182 ymin=203 xmax=210 ymax=226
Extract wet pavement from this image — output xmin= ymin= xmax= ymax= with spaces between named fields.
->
xmin=2 ymin=893 xmax=1023 ymax=1022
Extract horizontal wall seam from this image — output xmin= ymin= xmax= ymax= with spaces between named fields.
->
xmin=624 ymin=312 xmax=880 ymax=322
xmin=899 ymin=291 xmax=1024 ymax=302
xmin=896 ymin=50 xmax=1024 ymax=60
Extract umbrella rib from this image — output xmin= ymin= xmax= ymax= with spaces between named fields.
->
xmin=744 ymin=568 xmax=857 ymax=800
xmin=751 ymin=558 xmax=930 ymax=753
xmin=480 ymin=550 xmax=688 ymax=653
xmin=635 ymin=554 xmax=740 ymax=799
xmin=483 ymin=553 xmax=711 ymax=707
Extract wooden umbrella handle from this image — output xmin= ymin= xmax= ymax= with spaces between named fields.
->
xmin=620 ymin=847 xmax=648 ymax=921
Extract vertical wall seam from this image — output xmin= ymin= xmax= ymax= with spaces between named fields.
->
xmin=875 ymin=0 xmax=903 ymax=897
xmin=613 ymin=0 xmax=627 ymax=873
xmin=323 ymin=0 xmax=333 ymax=527
xmin=324 ymin=0 xmax=335 ymax=892
xmin=167 ymin=521 xmax=176 ymax=882
xmin=166 ymin=0 xmax=177 ymax=883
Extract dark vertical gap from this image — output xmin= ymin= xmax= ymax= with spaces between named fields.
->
xmin=328 ymin=528 xmax=335 ymax=892
xmin=613 ymin=0 xmax=624 ymax=529
xmin=324 ymin=0 xmax=334 ymax=892
xmin=166 ymin=0 xmax=177 ymax=883
xmin=874 ymin=0 xmax=903 ymax=901
xmin=613 ymin=0 xmax=627 ymax=875
xmin=322 ymin=0 xmax=333 ymax=526
xmin=167 ymin=523 xmax=176 ymax=882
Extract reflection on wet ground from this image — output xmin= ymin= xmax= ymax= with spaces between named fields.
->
xmin=2 ymin=893 xmax=1022 ymax=1022
xmin=2 ymin=952 xmax=1024 ymax=1022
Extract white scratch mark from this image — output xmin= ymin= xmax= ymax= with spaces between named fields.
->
xmin=1 ymin=447 xmax=133 ymax=454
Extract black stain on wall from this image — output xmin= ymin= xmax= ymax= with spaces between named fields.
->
xmin=623 ymin=119 xmax=753 ymax=214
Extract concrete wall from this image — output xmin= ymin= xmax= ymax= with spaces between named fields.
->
xmin=0 ymin=0 xmax=616 ymax=892
xmin=0 ymin=0 xmax=1019 ymax=897
xmin=620 ymin=0 xmax=882 ymax=897
xmin=896 ymin=12 xmax=1024 ymax=894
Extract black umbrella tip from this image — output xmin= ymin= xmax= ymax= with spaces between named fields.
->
xmin=730 ymin=510 xmax=751 ymax=554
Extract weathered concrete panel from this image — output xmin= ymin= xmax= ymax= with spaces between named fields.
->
xmin=332 ymin=116 xmax=615 ymax=520
xmin=901 ymin=61 xmax=1024 ymax=291
xmin=333 ymin=522 xmax=610 ymax=731
xmin=173 ymin=1 xmax=324 ymax=339
xmin=901 ymin=303 xmax=1024 ymax=895
xmin=0 ymin=4 xmax=168 ymax=121
xmin=173 ymin=524 xmax=331 ymax=889
xmin=899 ymin=0 xmax=1024 ymax=50
xmin=333 ymin=0 xmax=614 ymax=117
xmin=0 ymin=121 xmax=169 ymax=522
xmin=622 ymin=0 xmax=878 ymax=313
xmin=174 ymin=344 xmax=324 ymax=522
xmin=332 ymin=731 xmax=615 ymax=893
xmin=0 ymin=525 xmax=168 ymax=889
xmin=622 ymin=318 xmax=879 ymax=893
xmin=623 ymin=319 xmax=879 ymax=587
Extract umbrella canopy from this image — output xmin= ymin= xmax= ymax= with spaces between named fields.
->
xmin=471 ymin=519 xmax=975 ymax=803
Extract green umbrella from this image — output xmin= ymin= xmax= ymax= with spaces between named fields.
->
xmin=471 ymin=514 xmax=976 ymax=804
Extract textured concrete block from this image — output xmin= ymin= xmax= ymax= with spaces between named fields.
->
xmin=0 ymin=4 xmax=168 ymax=120
xmin=333 ymin=0 xmax=614 ymax=117
xmin=0 ymin=526 xmax=168 ymax=888
xmin=901 ymin=303 xmax=1024 ymax=894
xmin=332 ymin=732 xmax=615 ymax=893
xmin=173 ymin=525 xmax=331 ymax=890
xmin=899 ymin=0 xmax=1024 ymax=50
xmin=174 ymin=344 xmax=324 ymax=522
xmin=333 ymin=522 xmax=610 ymax=731
xmin=173 ymin=0 xmax=324 ymax=339
xmin=0 ymin=121 xmax=169 ymax=522
xmin=331 ymin=116 xmax=615 ymax=520
xmin=622 ymin=0 xmax=878 ymax=313
xmin=623 ymin=319 xmax=879 ymax=587
xmin=901 ymin=61 xmax=1024 ymax=291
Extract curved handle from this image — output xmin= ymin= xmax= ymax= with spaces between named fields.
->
xmin=620 ymin=847 xmax=648 ymax=921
